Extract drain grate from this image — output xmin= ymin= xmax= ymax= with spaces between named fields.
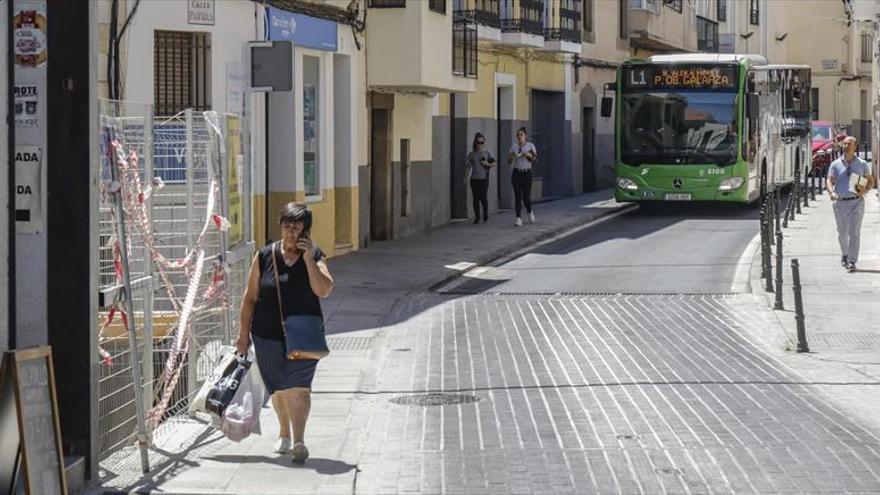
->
xmin=808 ymin=333 xmax=880 ymax=350
xmin=326 ymin=335 xmax=375 ymax=352
xmin=389 ymin=393 xmax=480 ymax=407
xmin=442 ymin=291 xmax=736 ymax=297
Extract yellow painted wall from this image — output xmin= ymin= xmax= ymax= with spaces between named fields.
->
xmin=466 ymin=50 xmax=566 ymax=121
xmin=257 ymin=187 xmax=358 ymax=257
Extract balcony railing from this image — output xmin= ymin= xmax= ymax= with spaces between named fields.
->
xmin=453 ymin=18 xmax=478 ymax=77
xmin=544 ymin=0 xmax=581 ymax=43
xmin=369 ymin=0 xmax=406 ymax=7
xmin=501 ymin=0 xmax=544 ymax=36
xmin=453 ymin=0 xmax=501 ymax=28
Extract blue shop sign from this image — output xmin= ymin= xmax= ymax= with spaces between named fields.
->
xmin=266 ymin=7 xmax=337 ymax=51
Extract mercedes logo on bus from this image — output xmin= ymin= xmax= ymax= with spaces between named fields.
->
xmin=672 ymin=178 xmax=683 ymax=189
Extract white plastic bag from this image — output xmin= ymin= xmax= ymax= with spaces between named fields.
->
xmin=188 ymin=345 xmax=238 ymax=416
xmin=219 ymin=349 xmax=266 ymax=441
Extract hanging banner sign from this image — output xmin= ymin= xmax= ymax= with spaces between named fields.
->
xmin=15 ymin=146 xmax=42 ymax=233
xmin=14 ymin=84 xmax=39 ymax=128
xmin=13 ymin=8 xmax=48 ymax=67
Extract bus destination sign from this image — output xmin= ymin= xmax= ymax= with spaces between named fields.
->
xmin=623 ymin=65 xmax=738 ymax=91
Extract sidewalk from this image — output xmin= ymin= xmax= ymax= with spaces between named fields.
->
xmin=747 ymin=188 xmax=880 ymax=433
xmin=90 ymin=190 xmax=631 ymax=495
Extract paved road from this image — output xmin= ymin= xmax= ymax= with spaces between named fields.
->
xmin=443 ymin=204 xmax=759 ymax=295
xmin=353 ymin=205 xmax=880 ymax=494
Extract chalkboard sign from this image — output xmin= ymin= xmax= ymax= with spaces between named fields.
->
xmin=1 ymin=347 xmax=67 ymax=495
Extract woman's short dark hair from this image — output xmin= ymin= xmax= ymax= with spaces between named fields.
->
xmin=278 ymin=202 xmax=312 ymax=232
xmin=516 ymin=126 xmax=528 ymax=136
xmin=472 ymin=132 xmax=485 ymax=151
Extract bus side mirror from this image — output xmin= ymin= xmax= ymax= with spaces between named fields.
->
xmin=600 ymin=97 xmax=613 ymax=118
xmin=746 ymin=93 xmax=759 ymax=120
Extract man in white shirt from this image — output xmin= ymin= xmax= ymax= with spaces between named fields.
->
xmin=826 ymin=136 xmax=874 ymax=272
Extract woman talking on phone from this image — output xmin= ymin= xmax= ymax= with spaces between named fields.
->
xmin=236 ymin=202 xmax=333 ymax=463
xmin=507 ymin=127 xmax=538 ymax=226
xmin=465 ymin=132 xmax=496 ymax=223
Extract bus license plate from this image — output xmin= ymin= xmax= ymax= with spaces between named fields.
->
xmin=664 ymin=193 xmax=691 ymax=201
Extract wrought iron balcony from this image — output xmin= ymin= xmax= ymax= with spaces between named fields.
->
xmin=453 ymin=0 xmax=500 ymax=27
xmin=544 ymin=0 xmax=581 ymax=43
xmin=501 ymin=0 xmax=544 ymax=36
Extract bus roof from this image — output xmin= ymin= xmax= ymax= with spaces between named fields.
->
xmin=646 ymin=53 xmax=767 ymax=65
xmin=753 ymin=64 xmax=811 ymax=70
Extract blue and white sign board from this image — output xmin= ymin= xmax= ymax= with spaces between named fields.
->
xmin=266 ymin=7 xmax=337 ymax=51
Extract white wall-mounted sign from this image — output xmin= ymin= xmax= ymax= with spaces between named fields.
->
xmin=188 ymin=0 xmax=215 ymax=26
xmin=15 ymin=146 xmax=42 ymax=233
xmin=821 ymin=58 xmax=839 ymax=71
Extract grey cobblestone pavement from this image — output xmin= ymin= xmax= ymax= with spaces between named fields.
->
xmin=355 ymin=293 xmax=880 ymax=494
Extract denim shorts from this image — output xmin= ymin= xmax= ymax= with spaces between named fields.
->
xmin=252 ymin=334 xmax=318 ymax=394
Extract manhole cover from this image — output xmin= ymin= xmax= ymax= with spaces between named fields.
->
xmin=389 ymin=393 xmax=480 ymax=407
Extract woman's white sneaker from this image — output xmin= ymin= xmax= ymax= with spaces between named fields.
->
xmin=291 ymin=442 xmax=310 ymax=463
xmin=274 ymin=437 xmax=291 ymax=453
xmin=528 ymin=212 xmax=535 ymax=223
xmin=514 ymin=217 xmax=523 ymax=226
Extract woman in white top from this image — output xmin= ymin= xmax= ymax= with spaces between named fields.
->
xmin=507 ymin=127 xmax=538 ymax=226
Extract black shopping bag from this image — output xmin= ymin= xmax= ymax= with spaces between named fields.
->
xmin=205 ymin=355 xmax=251 ymax=418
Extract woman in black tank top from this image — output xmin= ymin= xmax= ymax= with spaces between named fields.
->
xmin=236 ymin=202 xmax=334 ymax=463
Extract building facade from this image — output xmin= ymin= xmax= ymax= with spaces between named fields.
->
xmin=782 ymin=0 xmax=875 ymax=142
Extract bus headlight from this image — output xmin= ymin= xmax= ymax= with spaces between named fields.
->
xmin=617 ymin=177 xmax=638 ymax=190
xmin=717 ymin=177 xmax=744 ymax=191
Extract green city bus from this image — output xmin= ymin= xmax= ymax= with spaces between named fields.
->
xmin=602 ymin=54 xmax=811 ymax=204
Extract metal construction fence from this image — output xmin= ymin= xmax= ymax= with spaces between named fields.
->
xmin=96 ymin=100 xmax=253 ymax=467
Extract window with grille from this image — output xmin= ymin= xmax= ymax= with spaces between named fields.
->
xmin=429 ymin=0 xmax=446 ymax=13
xmin=810 ymin=88 xmax=819 ymax=121
xmin=453 ymin=19 xmax=477 ymax=77
xmin=862 ymin=33 xmax=872 ymax=63
xmin=749 ymin=0 xmax=759 ymax=25
xmin=369 ymin=0 xmax=406 ymax=6
xmin=697 ymin=16 xmax=718 ymax=52
xmin=583 ymin=0 xmax=593 ymax=37
xmin=154 ymin=31 xmax=211 ymax=116
xmin=666 ymin=0 xmax=682 ymax=13
xmin=717 ymin=0 xmax=726 ymax=22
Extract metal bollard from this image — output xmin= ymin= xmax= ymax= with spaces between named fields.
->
xmin=791 ymin=259 xmax=809 ymax=353
xmin=810 ymin=170 xmax=816 ymax=201
xmin=760 ymin=203 xmax=768 ymax=280
xmin=774 ymin=228 xmax=784 ymax=309
xmin=803 ymin=170 xmax=810 ymax=207
xmin=769 ymin=192 xmax=776 ymax=244
xmin=783 ymin=193 xmax=791 ymax=228
xmin=795 ymin=179 xmax=803 ymax=214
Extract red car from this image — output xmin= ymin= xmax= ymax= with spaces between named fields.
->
xmin=811 ymin=120 xmax=845 ymax=175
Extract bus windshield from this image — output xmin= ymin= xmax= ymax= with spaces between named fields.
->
xmin=620 ymin=91 xmax=738 ymax=166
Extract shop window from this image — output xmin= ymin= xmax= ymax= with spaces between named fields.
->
xmin=303 ymin=56 xmax=321 ymax=198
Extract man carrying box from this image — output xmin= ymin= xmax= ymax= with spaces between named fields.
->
xmin=827 ymin=136 xmax=874 ymax=272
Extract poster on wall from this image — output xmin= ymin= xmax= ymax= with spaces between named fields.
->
xmin=226 ymin=63 xmax=245 ymax=116
xmin=14 ymin=84 xmax=39 ymax=128
xmin=226 ymin=117 xmax=244 ymax=247
xmin=13 ymin=7 xmax=47 ymax=67
xmin=15 ymin=147 xmax=43 ymax=234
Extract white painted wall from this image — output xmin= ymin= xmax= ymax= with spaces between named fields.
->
xmin=120 ymin=0 xmax=260 ymax=113
xmin=0 ymin=0 xmax=8 ymax=353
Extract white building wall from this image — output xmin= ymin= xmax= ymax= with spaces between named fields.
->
xmin=120 ymin=0 xmax=261 ymax=114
